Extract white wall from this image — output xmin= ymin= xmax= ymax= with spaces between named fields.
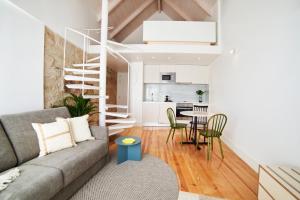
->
xmin=210 ymin=0 xmax=300 ymax=170
xmin=129 ymin=62 xmax=144 ymax=125
xmin=8 ymin=0 xmax=100 ymax=38
xmin=0 ymin=0 xmax=44 ymax=115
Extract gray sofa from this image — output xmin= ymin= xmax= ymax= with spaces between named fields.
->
xmin=0 ymin=107 xmax=109 ymax=200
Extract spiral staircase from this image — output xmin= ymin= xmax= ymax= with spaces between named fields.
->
xmin=63 ymin=28 xmax=136 ymax=136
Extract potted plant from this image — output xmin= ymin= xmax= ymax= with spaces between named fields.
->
xmin=196 ymin=90 xmax=206 ymax=103
xmin=63 ymin=93 xmax=96 ymax=117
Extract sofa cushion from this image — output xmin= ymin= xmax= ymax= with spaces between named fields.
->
xmin=0 ymin=165 xmax=63 ymax=200
xmin=0 ymin=124 xmax=17 ymax=173
xmin=0 ymin=107 xmax=71 ymax=164
xmin=25 ymin=140 xmax=108 ymax=186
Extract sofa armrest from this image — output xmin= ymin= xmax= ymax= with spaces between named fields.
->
xmin=90 ymin=126 xmax=108 ymax=141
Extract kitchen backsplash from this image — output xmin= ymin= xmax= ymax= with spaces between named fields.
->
xmin=144 ymin=83 xmax=209 ymax=102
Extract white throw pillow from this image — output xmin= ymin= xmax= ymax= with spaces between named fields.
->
xmin=56 ymin=115 xmax=94 ymax=143
xmin=32 ymin=120 xmax=76 ymax=156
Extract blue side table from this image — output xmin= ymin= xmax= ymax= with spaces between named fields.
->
xmin=115 ymin=136 xmax=142 ymax=164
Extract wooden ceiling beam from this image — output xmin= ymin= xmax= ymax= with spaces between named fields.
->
xmin=110 ymin=0 xmax=155 ymax=38
xmin=97 ymin=0 xmax=123 ymax=22
xmin=192 ymin=0 xmax=215 ymax=16
xmin=158 ymin=0 xmax=162 ymax=13
xmin=113 ymin=1 xmax=157 ymax=42
xmin=163 ymin=0 xmax=193 ymax=21
xmin=161 ymin=1 xmax=185 ymax=21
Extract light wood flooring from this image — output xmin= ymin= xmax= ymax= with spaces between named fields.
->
xmin=109 ymin=127 xmax=258 ymax=200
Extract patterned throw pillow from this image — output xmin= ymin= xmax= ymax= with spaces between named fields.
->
xmin=32 ymin=120 xmax=76 ymax=156
xmin=56 ymin=115 xmax=94 ymax=143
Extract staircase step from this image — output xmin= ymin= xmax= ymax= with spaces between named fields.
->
xmin=66 ymin=84 xmax=99 ymax=90
xmin=64 ymin=68 xmax=99 ymax=74
xmin=64 ymin=75 xmax=99 ymax=82
xmin=109 ymin=129 xmax=124 ymax=136
xmin=105 ymin=112 xmax=129 ymax=118
xmin=105 ymin=118 xmax=136 ymax=124
xmin=108 ymin=123 xmax=134 ymax=130
xmin=87 ymin=56 xmax=100 ymax=63
xmin=106 ymin=104 xmax=128 ymax=109
xmin=72 ymin=63 xmax=100 ymax=68
xmin=82 ymin=95 xmax=109 ymax=99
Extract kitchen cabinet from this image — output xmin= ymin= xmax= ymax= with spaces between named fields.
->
xmin=144 ymin=65 xmax=160 ymax=83
xmin=190 ymin=66 xmax=209 ymax=84
xmin=158 ymin=102 xmax=176 ymax=124
xmin=142 ymin=102 xmax=176 ymax=125
xmin=144 ymin=65 xmax=209 ymax=84
xmin=142 ymin=102 xmax=159 ymax=123
xmin=175 ymin=66 xmax=192 ymax=83
xmin=159 ymin=65 xmax=176 ymax=73
xmin=175 ymin=65 xmax=209 ymax=84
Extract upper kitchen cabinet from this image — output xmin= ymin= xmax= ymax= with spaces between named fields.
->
xmin=159 ymin=65 xmax=176 ymax=73
xmin=143 ymin=65 xmax=209 ymax=84
xmin=186 ymin=66 xmax=209 ymax=84
xmin=144 ymin=65 xmax=160 ymax=83
xmin=177 ymin=65 xmax=209 ymax=84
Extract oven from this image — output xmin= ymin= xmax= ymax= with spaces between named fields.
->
xmin=176 ymin=103 xmax=193 ymax=117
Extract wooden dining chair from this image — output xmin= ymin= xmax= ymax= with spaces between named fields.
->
xmin=197 ymin=114 xmax=227 ymax=160
xmin=189 ymin=105 xmax=208 ymax=139
xmin=166 ymin=108 xmax=188 ymax=144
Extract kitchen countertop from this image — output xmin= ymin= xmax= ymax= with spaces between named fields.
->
xmin=143 ymin=101 xmax=209 ymax=106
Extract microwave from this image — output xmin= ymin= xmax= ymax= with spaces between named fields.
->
xmin=160 ymin=72 xmax=176 ymax=83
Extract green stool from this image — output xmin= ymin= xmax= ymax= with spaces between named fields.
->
xmin=115 ymin=136 xmax=142 ymax=164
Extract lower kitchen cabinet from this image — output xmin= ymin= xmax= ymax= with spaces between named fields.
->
xmin=158 ymin=102 xmax=176 ymax=124
xmin=142 ymin=102 xmax=159 ymax=124
xmin=142 ymin=102 xmax=176 ymax=126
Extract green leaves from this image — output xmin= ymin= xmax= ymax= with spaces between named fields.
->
xmin=63 ymin=93 xmax=96 ymax=117
xmin=196 ymin=90 xmax=206 ymax=96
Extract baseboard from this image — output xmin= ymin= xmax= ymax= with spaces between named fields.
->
xmin=222 ymin=137 xmax=259 ymax=172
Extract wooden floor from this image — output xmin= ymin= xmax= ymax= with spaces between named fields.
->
xmin=109 ymin=127 xmax=258 ymax=200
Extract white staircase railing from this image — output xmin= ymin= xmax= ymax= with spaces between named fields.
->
xmin=63 ymin=27 xmax=135 ymax=135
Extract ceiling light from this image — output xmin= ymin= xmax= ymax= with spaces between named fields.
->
xmin=197 ymin=57 xmax=201 ymax=60
xmin=151 ymin=56 xmax=156 ymax=59
xmin=167 ymin=57 xmax=171 ymax=60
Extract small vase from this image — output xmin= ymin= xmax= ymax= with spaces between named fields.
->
xmin=198 ymin=95 xmax=203 ymax=103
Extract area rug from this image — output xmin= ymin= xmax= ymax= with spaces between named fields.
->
xmin=178 ymin=191 xmax=224 ymax=200
xmin=70 ymin=154 xmax=179 ymax=200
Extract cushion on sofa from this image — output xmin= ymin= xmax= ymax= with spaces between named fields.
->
xmin=57 ymin=115 xmax=95 ymax=142
xmin=25 ymin=140 xmax=108 ymax=186
xmin=0 ymin=124 xmax=17 ymax=173
xmin=89 ymin=126 xmax=108 ymax=141
xmin=0 ymin=107 xmax=71 ymax=164
xmin=32 ymin=120 xmax=76 ymax=156
xmin=0 ymin=165 xmax=63 ymax=200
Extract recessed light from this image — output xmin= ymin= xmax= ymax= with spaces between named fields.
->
xmin=151 ymin=56 xmax=156 ymax=59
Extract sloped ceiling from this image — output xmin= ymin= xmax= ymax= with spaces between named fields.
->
xmin=98 ymin=0 xmax=217 ymax=42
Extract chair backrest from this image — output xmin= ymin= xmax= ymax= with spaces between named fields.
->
xmin=194 ymin=105 xmax=208 ymax=112
xmin=194 ymin=105 xmax=208 ymax=123
xmin=207 ymin=114 xmax=227 ymax=136
xmin=166 ymin=107 xmax=176 ymax=127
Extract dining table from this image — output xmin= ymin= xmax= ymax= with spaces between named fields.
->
xmin=180 ymin=111 xmax=214 ymax=149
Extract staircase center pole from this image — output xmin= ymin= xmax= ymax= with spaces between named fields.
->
xmin=99 ymin=0 xmax=108 ymax=127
